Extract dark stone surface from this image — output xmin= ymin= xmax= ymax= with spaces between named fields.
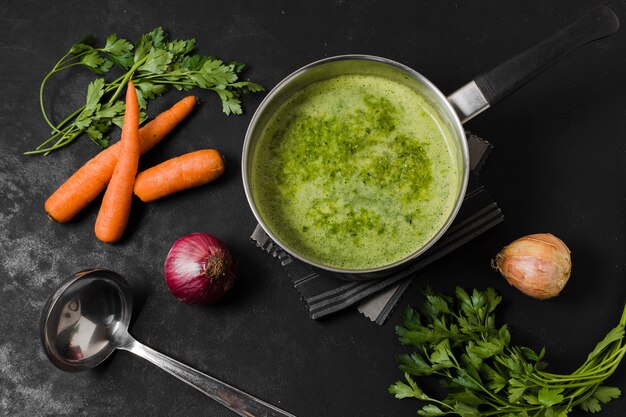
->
xmin=1 ymin=1 xmax=625 ymax=416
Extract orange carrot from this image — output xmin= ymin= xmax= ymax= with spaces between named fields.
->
xmin=94 ymin=81 xmax=140 ymax=243
xmin=133 ymin=149 xmax=225 ymax=202
xmin=45 ymin=96 xmax=197 ymax=223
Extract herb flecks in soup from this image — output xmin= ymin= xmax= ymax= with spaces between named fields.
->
xmin=251 ymin=74 xmax=459 ymax=270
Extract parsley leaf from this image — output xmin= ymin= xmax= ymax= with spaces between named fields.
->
xmin=593 ymin=386 xmax=621 ymax=403
xmin=85 ymin=122 xmax=109 ymax=148
xmin=96 ymin=100 xmax=125 ymax=119
xmin=537 ymin=388 xmax=564 ymax=407
xmin=214 ymin=88 xmax=242 ymax=115
xmin=137 ymin=48 xmax=173 ymax=75
xmin=80 ymin=50 xmax=111 ymax=74
xmin=586 ymin=326 xmax=625 ymax=361
xmin=446 ymin=390 xmax=485 ymax=407
xmin=166 ymin=38 xmax=196 ymax=57
xmin=102 ymin=34 xmax=134 ymax=69
xmin=390 ymin=288 xmax=626 ymax=416
xmin=31 ymin=27 xmax=264 ymax=155
xmin=134 ymin=82 xmax=169 ymax=110
xmin=580 ymin=396 xmax=602 ymax=413
xmin=389 ymin=373 xmax=429 ymax=400
xmin=70 ymin=36 xmax=96 ymax=54
xmin=85 ymin=78 xmax=105 ymax=111
xmin=453 ymin=403 xmax=480 ymax=417
xmin=419 ymin=404 xmax=446 ymax=416
xmin=134 ymin=27 xmax=166 ymax=63
xmin=389 ymin=381 xmax=418 ymax=399
xmin=397 ymin=352 xmax=435 ymax=376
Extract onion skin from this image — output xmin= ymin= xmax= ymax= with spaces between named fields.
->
xmin=164 ymin=233 xmax=236 ymax=305
xmin=492 ymin=233 xmax=571 ymax=300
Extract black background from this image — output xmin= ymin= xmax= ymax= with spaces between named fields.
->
xmin=1 ymin=1 xmax=625 ymax=416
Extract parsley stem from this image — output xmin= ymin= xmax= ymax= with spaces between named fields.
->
xmin=568 ymin=383 xmax=599 ymax=408
xmin=44 ymin=131 xmax=81 ymax=156
xmin=446 ymin=364 xmax=511 ymax=407
xmin=51 ymin=81 xmax=115 ymax=135
xmin=39 ymin=74 xmax=62 ymax=132
xmin=106 ymin=56 xmax=148 ymax=106
xmin=39 ymin=50 xmax=91 ymax=132
xmin=51 ymin=62 xmax=84 ymax=73
xmin=33 ymin=74 xmax=127 ymax=154
xmin=30 ymin=28 xmax=263 ymax=155
xmin=50 ymin=106 xmax=86 ymax=135
xmin=24 ymin=129 xmax=66 ymax=154
xmin=24 ymin=129 xmax=79 ymax=155
xmin=392 ymin=289 xmax=626 ymax=416
xmin=537 ymin=344 xmax=626 ymax=382
xmin=137 ymin=79 xmax=199 ymax=87
xmin=39 ymin=65 xmax=81 ymax=133
xmin=484 ymin=408 xmax=539 ymax=416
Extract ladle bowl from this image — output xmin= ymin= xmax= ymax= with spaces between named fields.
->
xmin=40 ymin=269 xmax=296 ymax=417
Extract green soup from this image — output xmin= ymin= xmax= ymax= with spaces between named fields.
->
xmin=251 ymin=74 xmax=460 ymax=270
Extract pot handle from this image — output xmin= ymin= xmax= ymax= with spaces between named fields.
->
xmin=447 ymin=6 xmax=619 ymax=123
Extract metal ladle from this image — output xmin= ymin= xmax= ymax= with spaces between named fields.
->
xmin=40 ymin=269 xmax=297 ymax=417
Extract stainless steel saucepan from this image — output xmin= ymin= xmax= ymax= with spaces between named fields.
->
xmin=242 ymin=6 xmax=619 ymax=279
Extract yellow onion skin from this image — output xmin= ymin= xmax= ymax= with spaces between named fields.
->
xmin=492 ymin=233 xmax=572 ymax=300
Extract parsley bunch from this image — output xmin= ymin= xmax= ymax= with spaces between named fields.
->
xmin=390 ymin=287 xmax=626 ymax=416
xmin=30 ymin=27 xmax=264 ymax=155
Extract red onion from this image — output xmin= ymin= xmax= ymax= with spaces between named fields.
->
xmin=164 ymin=233 xmax=236 ymax=305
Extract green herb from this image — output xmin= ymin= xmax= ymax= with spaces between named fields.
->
xmin=275 ymin=92 xmax=432 ymax=243
xmin=29 ymin=27 xmax=264 ymax=155
xmin=389 ymin=287 xmax=626 ymax=416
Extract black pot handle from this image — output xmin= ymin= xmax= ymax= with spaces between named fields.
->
xmin=448 ymin=6 xmax=619 ymax=123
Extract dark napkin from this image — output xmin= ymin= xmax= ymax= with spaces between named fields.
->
xmin=250 ymin=134 xmax=502 ymax=324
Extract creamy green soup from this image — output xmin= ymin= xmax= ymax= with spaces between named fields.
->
xmin=251 ymin=74 xmax=460 ymax=270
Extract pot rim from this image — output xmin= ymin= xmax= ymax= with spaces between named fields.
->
xmin=242 ymin=54 xmax=469 ymax=276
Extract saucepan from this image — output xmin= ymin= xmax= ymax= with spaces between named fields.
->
xmin=242 ymin=6 xmax=619 ymax=280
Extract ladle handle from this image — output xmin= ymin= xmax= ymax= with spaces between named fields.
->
xmin=447 ymin=6 xmax=619 ymax=123
xmin=122 ymin=338 xmax=297 ymax=417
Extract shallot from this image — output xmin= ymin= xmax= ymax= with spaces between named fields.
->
xmin=492 ymin=233 xmax=571 ymax=300
xmin=164 ymin=233 xmax=236 ymax=305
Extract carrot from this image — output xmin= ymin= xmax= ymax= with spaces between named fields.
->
xmin=94 ymin=81 xmax=140 ymax=243
xmin=44 ymin=96 xmax=197 ymax=223
xmin=133 ymin=149 xmax=225 ymax=202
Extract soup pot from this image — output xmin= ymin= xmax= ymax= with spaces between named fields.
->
xmin=242 ymin=6 xmax=618 ymax=279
